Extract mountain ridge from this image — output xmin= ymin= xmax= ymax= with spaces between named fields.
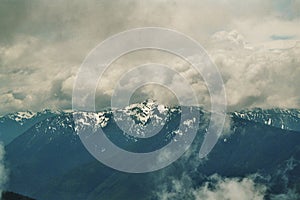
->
xmin=3 ymin=101 xmax=300 ymax=199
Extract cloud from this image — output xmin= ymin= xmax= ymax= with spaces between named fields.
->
xmin=154 ymin=156 xmax=300 ymax=200
xmin=155 ymin=174 xmax=267 ymax=200
xmin=0 ymin=0 xmax=300 ymax=115
xmin=208 ymin=30 xmax=300 ymax=110
xmin=193 ymin=175 xmax=266 ymax=200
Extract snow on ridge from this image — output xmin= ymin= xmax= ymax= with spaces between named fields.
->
xmin=5 ymin=111 xmax=37 ymax=125
xmin=232 ymin=108 xmax=300 ymax=131
xmin=73 ymin=100 xmax=176 ymax=135
xmin=116 ymin=99 xmax=170 ymax=125
xmin=73 ymin=111 xmax=111 ymax=132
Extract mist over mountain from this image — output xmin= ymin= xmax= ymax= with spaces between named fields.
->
xmin=1 ymin=101 xmax=300 ymax=199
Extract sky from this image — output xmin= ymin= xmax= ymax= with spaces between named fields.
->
xmin=0 ymin=0 xmax=300 ymax=115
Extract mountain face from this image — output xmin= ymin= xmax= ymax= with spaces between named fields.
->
xmin=3 ymin=101 xmax=300 ymax=200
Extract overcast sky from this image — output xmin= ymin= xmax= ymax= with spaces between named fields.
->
xmin=0 ymin=0 xmax=300 ymax=115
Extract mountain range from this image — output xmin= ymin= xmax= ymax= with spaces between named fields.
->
xmin=1 ymin=100 xmax=300 ymax=199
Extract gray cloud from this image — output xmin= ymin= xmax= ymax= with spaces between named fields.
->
xmin=0 ymin=0 xmax=300 ymax=115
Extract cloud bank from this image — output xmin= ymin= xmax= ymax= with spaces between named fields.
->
xmin=0 ymin=0 xmax=300 ymax=114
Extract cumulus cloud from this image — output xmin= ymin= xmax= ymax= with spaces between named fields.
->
xmin=208 ymin=31 xmax=300 ymax=110
xmin=0 ymin=0 xmax=300 ymax=115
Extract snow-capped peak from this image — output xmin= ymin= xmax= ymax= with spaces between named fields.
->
xmin=73 ymin=100 xmax=176 ymax=137
xmin=6 ymin=111 xmax=37 ymax=125
xmin=117 ymin=99 xmax=168 ymax=125
xmin=73 ymin=111 xmax=111 ymax=131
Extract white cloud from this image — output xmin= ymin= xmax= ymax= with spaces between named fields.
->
xmin=154 ymin=157 xmax=300 ymax=200
xmin=156 ymin=174 xmax=267 ymax=200
xmin=193 ymin=175 xmax=266 ymax=200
